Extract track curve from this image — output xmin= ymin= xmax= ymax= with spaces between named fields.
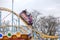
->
xmin=0 ymin=7 xmax=59 ymax=38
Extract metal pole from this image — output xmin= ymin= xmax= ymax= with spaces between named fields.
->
xmin=12 ymin=0 xmax=14 ymax=33
xmin=0 ymin=11 xmax=1 ymax=26
xmin=18 ymin=18 xmax=20 ymax=32
xmin=18 ymin=18 xmax=20 ymax=27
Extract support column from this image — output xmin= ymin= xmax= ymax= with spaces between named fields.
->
xmin=12 ymin=0 xmax=14 ymax=33
xmin=18 ymin=18 xmax=20 ymax=27
xmin=18 ymin=18 xmax=20 ymax=32
xmin=0 ymin=11 xmax=1 ymax=26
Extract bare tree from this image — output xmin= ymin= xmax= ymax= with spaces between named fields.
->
xmin=31 ymin=10 xmax=41 ymax=30
xmin=30 ymin=10 xmax=60 ymax=40
xmin=38 ymin=16 xmax=60 ymax=40
xmin=29 ymin=10 xmax=42 ymax=40
xmin=28 ymin=9 xmax=60 ymax=40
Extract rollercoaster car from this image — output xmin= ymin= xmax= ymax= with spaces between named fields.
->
xmin=20 ymin=10 xmax=33 ymax=25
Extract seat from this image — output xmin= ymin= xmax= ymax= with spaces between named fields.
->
xmin=16 ymin=32 xmax=21 ymax=38
xmin=21 ymin=34 xmax=28 ymax=39
xmin=10 ymin=35 xmax=17 ymax=40
xmin=0 ymin=39 xmax=2 ymax=40
xmin=2 ymin=36 xmax=9 ymax=40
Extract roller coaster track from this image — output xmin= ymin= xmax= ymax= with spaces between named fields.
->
xmin=0 ymin=7 xmax=59 ymax=38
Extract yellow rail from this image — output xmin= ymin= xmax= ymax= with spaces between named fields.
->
xmin=0 ymin=7 xmax=59 ymax=38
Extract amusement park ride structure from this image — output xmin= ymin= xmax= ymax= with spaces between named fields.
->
xmin=0 ymin=7 xmax=59 ymax=40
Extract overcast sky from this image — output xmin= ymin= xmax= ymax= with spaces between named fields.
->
xmin=0 ymin=0 xmax=60 ymax=25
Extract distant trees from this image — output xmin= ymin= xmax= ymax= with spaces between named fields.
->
xmin=39 ymin=16 xmax=60 ymax=40
xmin=22 ymin=9 xmax=60 ymax=40
xmin=29 ymin=10 xmax=60 ymax=40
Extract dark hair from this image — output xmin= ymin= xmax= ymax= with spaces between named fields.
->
xmin=22 ymin=10 xmax=27 ymax=14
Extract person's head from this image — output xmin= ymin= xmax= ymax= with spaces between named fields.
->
xmin=22 ymin=10 xmax=27 ymax=14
